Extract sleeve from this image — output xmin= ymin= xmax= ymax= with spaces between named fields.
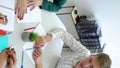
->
xmin=41 ymin=0 xmax=67 ymax=12
xmin=49 ymin=28 xmax=90 ymax=54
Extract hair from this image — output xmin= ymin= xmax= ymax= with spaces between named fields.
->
xmin=96 ymin=53 xmax=112 ymax=68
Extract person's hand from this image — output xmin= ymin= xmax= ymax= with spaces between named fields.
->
xmin=34 ymin=34 xmax=52 ymax=49
xmin=32 ymin=49 xmax=42 ymax=66
xmin=7 ymin=48 xmax=17 ymax=68
xmin=0 ymin=50 xmax=8 ymax=68
xmin=28 ymin=0 xmax=43 ymax=11
xmin=0 ymin=13 xmax=8 ymax=25
xmin=15 ymin=0 xmax=27 ymax=20
xmin=34 ymin=37 xmax=46 ymax=49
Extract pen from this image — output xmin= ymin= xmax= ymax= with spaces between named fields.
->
xmin=24 ymin=23 xmax=39 ymax=31
xmin=24 ymin=27 xmax=36 ymax=31
xmin=21 ymin=50 xmax=24 ymax=68
xmin=26 ymin=48 xmax=37 ymax=50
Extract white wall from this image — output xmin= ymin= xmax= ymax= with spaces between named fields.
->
xmin=62 ymin=0 xmax=120 ymax=67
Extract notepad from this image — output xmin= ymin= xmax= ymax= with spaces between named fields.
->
xmin=23 ymin=23 xmax=47 ymax=64
xmin=17 ymin=7 xmax=41 ymax=23
xmin=0 ymin=36 xmax=8 ymax=51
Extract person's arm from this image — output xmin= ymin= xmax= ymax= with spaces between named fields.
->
xmin=15 ymin=0 xmax=27 ymax=20
xmin=49 ymin=28 xmax=90 ymax=53
xmin=33 ymin=49 xmax=43 ymax=68
xmin=34 ymin=34 xmax=52 ymax=48
xmin=41 ymin=0 xmax=67 ymax=12
xmin=36 ymin=63 xmax=43 ymax=68
xmin=0 ymin=50 xmax=8 ymax=68
xmin=7 ymin=48 xmax=17 ymax=68
xmin=0 ymin=64 xmax=4 ymax=68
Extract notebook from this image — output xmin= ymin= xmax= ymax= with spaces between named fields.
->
xmin=0 ymin=36 xmax=8 ymax=51
xmin=16 ymin=7 xmax=41 ymax=23
xmin=23 ymin=23 xmax=47 ymax=64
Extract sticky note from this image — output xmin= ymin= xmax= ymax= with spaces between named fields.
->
xmin=0 ymin=36 xmax=8 ymax=51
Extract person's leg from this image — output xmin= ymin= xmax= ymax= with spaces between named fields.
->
xmin=32 ymin=49 xmax=43 ymax=68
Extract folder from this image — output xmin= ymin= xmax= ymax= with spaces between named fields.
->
xmin=0 ymin=36 xmax=8 ymax=51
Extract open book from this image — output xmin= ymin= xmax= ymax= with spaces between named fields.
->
xmin=23 ymin=23 xmax=47 ymax=64
xmin=16 ymin=7 xmax=41 ymax=23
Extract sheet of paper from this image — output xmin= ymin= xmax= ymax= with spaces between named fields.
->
xmin=0 ymin=36 xmax=8 ymax=51
xmin=17 ymin=7 xmax=41 ymax=23
xmin=23 ymin=24 xmax=47 ymax=64
xmin=23 ymin=42 xmax=35 ymax=64
xmin=0 ymin=6 xmax=14 ymax=31
xmin=0 ymin=0 xmax=15 ymax=10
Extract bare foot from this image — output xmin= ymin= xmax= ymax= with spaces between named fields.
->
xmin=32 ymin=49 xmax=43 ymax=68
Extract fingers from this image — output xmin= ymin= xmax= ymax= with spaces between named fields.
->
xmin=0 ymin=13 xmax=8 ymax=24
xmin=35 ymin=50 xmax=41 ymax=56
xmin=27 ymin=0 xmax=37 ymax=11
xmin=1 ymin=48 xmax=10 ymax=55
xmin=0 ymin=13 xmax=5 ymax=20
xmin=19 ymin=8 xmax=24 ymax=20
xmin=8 ymin=54 xmax=16 ymax=65
xmin=34 ymin=38 xmax=45 ymax=48
xmin=30 ymin=6 xmax=35 ymax=11
xmin=28 ymin=2 xmax=35 ymax=11
xmin=0 ymin=15 xmax=5 ymax=21
xmin=32 ymin=49 xmax=42 ymax=60
xmin=17 ymin=8 xmax=26 ymax=20
xmin=33 ymin=49 xmax=41 ymax=57
xmin=5 ymin=48 xmax=16 ymax=54
xmin=34 ymin=42 xmax=44 ymax=49
xmin=7 ymin=56 xmax=14 ymax=65
xmin=6 ymin=48 xmax=16 ymax=65
xmin=35 ymin=40 xmax=45 ymax=46
xmin=28 ymin=1 xmax=35 ymax=7
xmin=15 ymin=0 xmax=27 ymax=20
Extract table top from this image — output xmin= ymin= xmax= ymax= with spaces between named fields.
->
xmin=9 ymin=10 xmax=66 ymax=68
